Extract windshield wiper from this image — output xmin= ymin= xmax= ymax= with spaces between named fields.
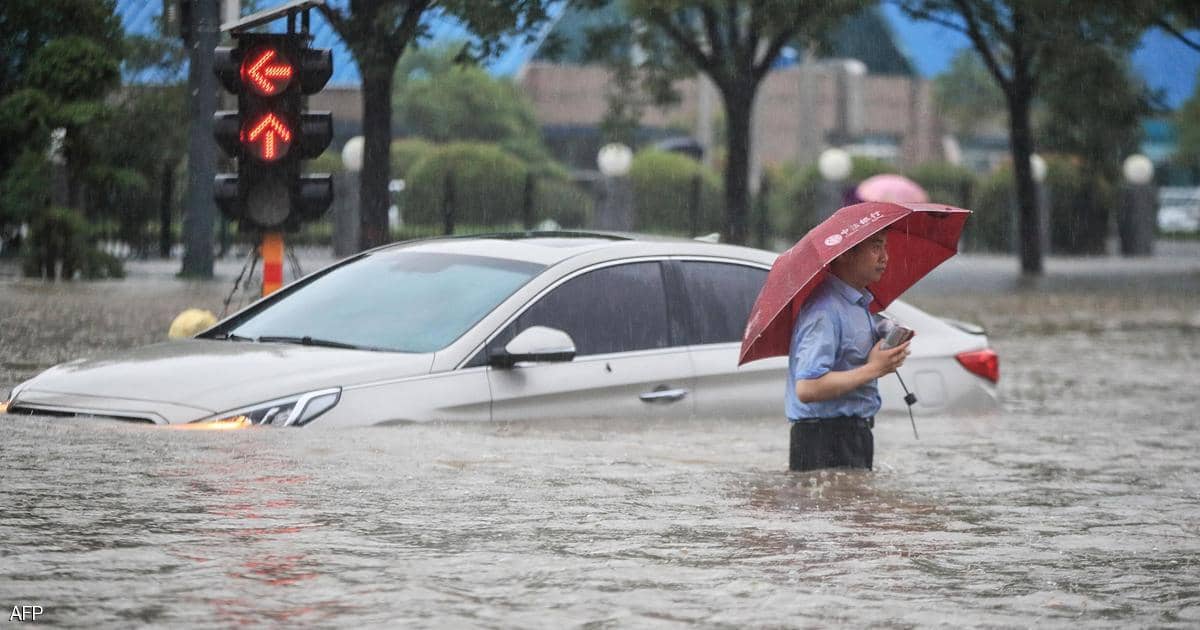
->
xmin=211 ymin=332 xmax=255 ymax=342
xmin=256 ymin=335 xmax=363 ymax=350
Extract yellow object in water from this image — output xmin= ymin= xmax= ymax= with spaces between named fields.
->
xmin=168 ymin=308 xmax=218 ymax=339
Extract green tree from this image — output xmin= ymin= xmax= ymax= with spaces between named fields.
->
xmin=933 ymin=50 xmax=1005 ymax=137
xmin=1039 ymin=45 xmax=1154 ymax=253
xmin=0 ymin=0 xmax=122 ymax=179
xmin=318 ymin=1 xmax=555 ymax=251
xmin=1177 ymin=72 xmax=1200 ymax=170
xmin=619 ymin=0 xmax=868 ymax=245
xmin=86 ymin=84 xmax=188 ymax=256
xmin=0 ymin=0 xmax=125 ymax=277
xmin=25 ymin=36 xmax=122 ymax=212
xmin=898 ymin=0 xmax=1143 ymax=274
xmin=393 ymin=47 xmax=551 ymax=165
xmin=86 ymin=24 xmax=189 ymax=258
xmin=0 ymin=0 xmax=122 ymax=100
xmin=1113 ymin=0 xmax=1200 ymax=53
xmin=0 ymin=90 xmax=53 ymax=231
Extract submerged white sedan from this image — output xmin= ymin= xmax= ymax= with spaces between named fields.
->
xmin=2 ymin=232 xmax=998 ymax=427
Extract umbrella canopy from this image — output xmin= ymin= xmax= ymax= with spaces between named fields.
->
xmin=739 ymin=201 xmax=970 ymax=366
xmin=856 ymin=174 xmax=929 ymax=204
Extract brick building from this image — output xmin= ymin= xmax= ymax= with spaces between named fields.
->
xmin=519 ymin=59 xmax=942 ymax=168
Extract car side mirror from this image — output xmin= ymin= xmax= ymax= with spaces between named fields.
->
xmin=489 ymin=326 xmax=576 ymax=368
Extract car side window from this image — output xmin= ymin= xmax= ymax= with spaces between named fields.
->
xmin=679 ymin=261 xmax=767 ymax=345
xmin=473 ymin=262 xmax=671 ymax=364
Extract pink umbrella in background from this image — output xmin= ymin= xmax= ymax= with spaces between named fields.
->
xmin=856 ymin=174 xmax=929 ymax=204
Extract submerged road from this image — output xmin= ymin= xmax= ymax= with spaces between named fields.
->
xmin=1 ymin=240 xmax=1198 ymax=626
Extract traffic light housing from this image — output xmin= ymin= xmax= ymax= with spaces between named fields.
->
xmin=213 ymin=33 xmax=333 ymax=232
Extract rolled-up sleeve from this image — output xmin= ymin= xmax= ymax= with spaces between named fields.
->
xmin=790 ymin=309 xmax=838 ymax=381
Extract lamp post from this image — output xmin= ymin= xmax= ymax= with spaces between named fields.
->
xmin=1030 ymin=153 xmax=1050 ymax=256
xmin=335 ymin=136 xmax=364 ymax=257
xmin=817 ymin=147 xmax=851 ymax=222
xmin=596 ymin=143 xmax=634 ymax=231
xmin=1119 ymin=154 xmax=1156 ymax=256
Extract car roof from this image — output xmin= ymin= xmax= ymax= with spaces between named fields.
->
xmin=374 ymin=231 xmax=779 ymax=267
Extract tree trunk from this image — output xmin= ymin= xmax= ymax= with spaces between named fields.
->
xmin=1006 ymin=87 xmax=1043 ymax=274
xmin=159 ymin=161 xmax=175 ymax=259
xmin=722 ymin=88 xmax=755 ymax=246
xmin=358 ymin=63 xmax=395 ymax=251
xmin=180 ymin=0 xmax=218 ymax=278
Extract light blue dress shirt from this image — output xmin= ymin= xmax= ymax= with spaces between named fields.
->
xmin=785 ymin=274 xmax=883 ymax=421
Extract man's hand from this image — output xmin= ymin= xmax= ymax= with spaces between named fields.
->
xmin=795 ymin=335 xmax=915 ymax=403
xmin=867 ymin=337 xmax=912 ymax=377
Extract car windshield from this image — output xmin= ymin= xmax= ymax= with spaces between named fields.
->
xmin=228 ymin=250 xmax=545 ymax=353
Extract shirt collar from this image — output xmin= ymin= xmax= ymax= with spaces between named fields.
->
xmin=826 ymin=273 xmax=874 ymax=308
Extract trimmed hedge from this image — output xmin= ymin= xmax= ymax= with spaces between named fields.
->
xmin=390 ymin=137 xmax=435 ymax=179
xmin=766 ymin=156 xmax=893 ymax=241
xmin=308 ymin=150 xmax=345 ymax=174
xmin=965 ymin=156 xmax=1115 ymax=254
xmin=764 ymin=154 xmax=1123 ymax=254
xmin=907 ymin=161 xmax=975 ymax=208
xmin=629 ymin=149 xmax=722 ymax=234
xmin=405 ymin=142 xmax=528 ymax=226
xmin=401 ymin=141 xmax=592 ymax=230
xmin=535 ymin=177 xmax=593 ymax=228
xmin=1045 ymin=156 xmax=1113 ymax=255
xmin=965 ymin=166 xmax=1015 ymax=252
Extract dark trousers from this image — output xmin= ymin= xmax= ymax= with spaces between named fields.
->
xmin=789 ymin=417 xmax=874 ymax=472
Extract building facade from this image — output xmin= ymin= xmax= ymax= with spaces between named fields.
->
xmin=517 ymin=59 xmax=945 ymax=174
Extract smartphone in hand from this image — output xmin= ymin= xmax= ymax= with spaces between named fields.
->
xmin=881 ymin=325 xmax=914 ymax=350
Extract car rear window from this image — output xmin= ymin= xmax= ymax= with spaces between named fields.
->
xmin=678 ymin=261 xmax=767 ymax=344
xmin=228 ymin=251 xmax=545 ymax=353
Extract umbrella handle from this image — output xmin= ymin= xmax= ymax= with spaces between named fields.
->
xmin=895 ymin=371 xmax=919 ymax=440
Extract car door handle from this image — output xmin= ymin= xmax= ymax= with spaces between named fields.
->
xmin=639 ymin=387 xmax=688 ymax=403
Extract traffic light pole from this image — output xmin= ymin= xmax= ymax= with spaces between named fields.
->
xmin=212 ymin=0 xmax=332 ymax=297
xmin=261 ymin=232 xmax=284 ymax=296
xmin=182 ymin=0 xmax=220 ymax=278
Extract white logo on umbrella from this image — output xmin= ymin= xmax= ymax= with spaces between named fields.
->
xmin=824 ymin=234 xmax=843 ymax=247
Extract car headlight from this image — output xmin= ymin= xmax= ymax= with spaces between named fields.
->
xmin=190 ymin=388 xmax=341 ymax=428
xmin=2 ymin=380 xmax=32 ymax=413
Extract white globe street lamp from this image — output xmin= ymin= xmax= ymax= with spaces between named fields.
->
xmin=341 ymin=136 xmax=365 ymax=173
xmin=1117 ymin=153 xmax=1156 ymax=255
xmin=596 ymin=143 xmax=634 ymax=230
xmin=1122 ymin=154 xmax=1154 ymax=185
xmin=597 ymin=143 xmax=633 ymax=177
xmin=335 ymin=136 xmax=365 ymax=257
xmin=1030 ymin=153 xmax=1047 ymax=183
xmin=818 ymin=147 xmax=851 ymax=182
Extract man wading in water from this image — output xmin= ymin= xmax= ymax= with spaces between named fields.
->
xmin=786 ymin=230 xmax=911 ymax=471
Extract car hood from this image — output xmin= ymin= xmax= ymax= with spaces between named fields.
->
xmin=14 ymin=339 xmax=434 ymax=424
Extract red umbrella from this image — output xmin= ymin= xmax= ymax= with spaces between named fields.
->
xmin=739 ymin=201 xmax=970 ymax=366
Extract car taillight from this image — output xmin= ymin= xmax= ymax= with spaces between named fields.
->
xmin=956 ymin=349 xmax=999 ymax=383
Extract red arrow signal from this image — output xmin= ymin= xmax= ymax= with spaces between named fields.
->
xmin=242 ymin=113 xmax=293 ymax=162
xmin=241 ymin=47 xmax=294 ymax=96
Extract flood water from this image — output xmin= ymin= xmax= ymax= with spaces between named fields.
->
xmin=2 ymin=251 xmax=1199 ymax=627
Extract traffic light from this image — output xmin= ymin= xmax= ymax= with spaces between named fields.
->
xmin=213 ymin=33 xmax=333 ymax=231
